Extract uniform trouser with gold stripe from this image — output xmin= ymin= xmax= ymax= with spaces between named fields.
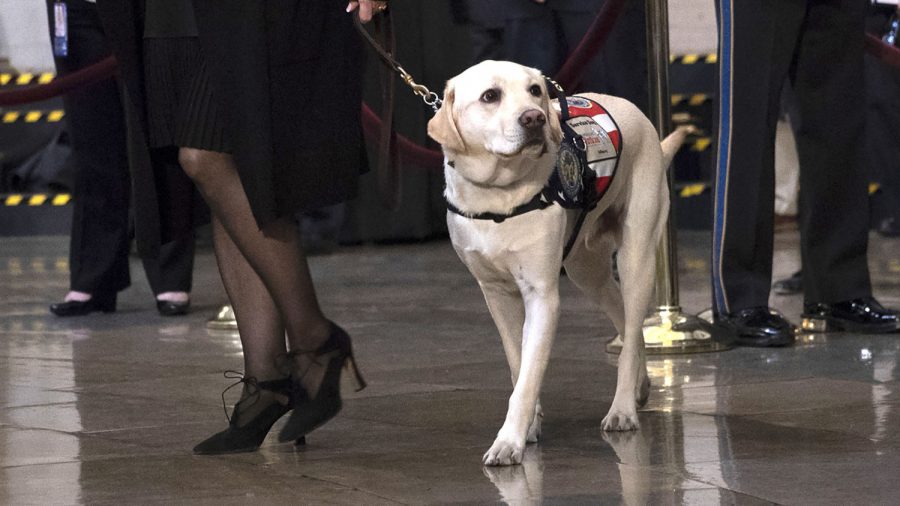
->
xmin=712 ymin=0 xmax=872 ymax=315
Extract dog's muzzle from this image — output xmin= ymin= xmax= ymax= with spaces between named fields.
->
xmin=516 ymin=109 xmax=549 ymax=152
xmin=518 ymin=109 xmax=547 ymax=129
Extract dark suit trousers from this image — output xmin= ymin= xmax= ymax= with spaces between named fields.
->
xmin=865 ymin=11 xmax=900 ymax=219
xmin=712 ymin=0 xmax=871 ymax=314
xmin=50 ymin=0 xmax=194 ymax=296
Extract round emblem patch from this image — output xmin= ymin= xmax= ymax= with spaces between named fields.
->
xmin=557 ymin=143 xmax=584 ymax=203
xmin=566 ymin=97 xmax=593 ymax=109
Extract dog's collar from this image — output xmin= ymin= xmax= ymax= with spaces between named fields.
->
xmin=445 ymin=191 xmax=554 ymax=223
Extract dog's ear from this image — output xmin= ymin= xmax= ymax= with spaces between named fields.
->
xmin=544 ymin=84 xmax=564 ymax=146
xmin=427 ymin=85 xmax=467 ymax=153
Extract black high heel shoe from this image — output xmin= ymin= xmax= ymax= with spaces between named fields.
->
xmin=193 ymin=372 xmax=292 ymax=455
xmin=49 ymin=292 xmax=117 ymax=317
xmin=277 ymin=322 xmax=366 ymax=442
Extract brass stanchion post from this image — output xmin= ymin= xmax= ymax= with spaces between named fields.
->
xmin=207 ymin=304 xmax=237 ymax=331
xmin=607 ymin=0 xmax=730 ymax=354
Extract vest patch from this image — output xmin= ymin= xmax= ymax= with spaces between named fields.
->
xmin=551 ymin=97 xmax=622 ymax=204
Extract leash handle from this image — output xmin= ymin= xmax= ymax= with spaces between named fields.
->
xmin=353 ymin=14 xmax=442 ymax=112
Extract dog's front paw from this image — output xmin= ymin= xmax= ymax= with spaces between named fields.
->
xmin=601 ymin=407 xmax=640 ymax=432
xmin=483 ymin=436 xmax=525 ymax=466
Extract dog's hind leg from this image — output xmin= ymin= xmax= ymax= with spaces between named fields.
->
xmin=565 ymin=220 xmax=652 ymax=417
xmin=480 ymin=283 xmax=543 ymax=444
xmin=601 ymin=155 xmax=669 ymax=432
xmin=601 ymin=237 xmax=654 ymax=430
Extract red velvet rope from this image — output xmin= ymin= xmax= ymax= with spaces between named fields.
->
xmin=555 ymin=0 xmax=626 ymax=90
xmin=0 ymin=55 xmax=117 ymax=106
xmin=865 ymin=33 xmax=900 ymax=69
xmin=8 ymin=12 xmax=895 ymax=171
xmin=361 ymin=102 xmax=444 ymax=168
xmin=362 ymin=0 xmax=629 ymax=169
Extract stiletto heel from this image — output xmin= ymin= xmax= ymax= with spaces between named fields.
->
xmin=193 ymin=372 xmax=292 ymax=455
xmin=277 ymin=321 xmax=366 ymax=442
xmin=344 ymin=354 xmax=367 ymax=392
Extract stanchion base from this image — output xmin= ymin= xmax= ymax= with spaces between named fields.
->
xmin=206 ymin=304 xmax=238 ymax=331
xmin=800 ymin=317 xmax=827 ymax=332
xmin=606 ymin=309 xmax=732 ymax=355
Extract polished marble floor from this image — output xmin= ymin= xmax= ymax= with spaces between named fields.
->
xmin=1 ymin=230 xmax=899 ymax=505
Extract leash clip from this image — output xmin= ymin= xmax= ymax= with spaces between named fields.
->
xmin=398 ymin=65 xmax=442 ymax=112
xmin=353 ymin=11 xmax=443 ymax=114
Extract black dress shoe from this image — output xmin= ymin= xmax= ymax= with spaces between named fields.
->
xmin=802 ymin=296 xmax=900 ymax=334
xmin=714 ymin=307 xmax=796 ymax=347
xmin=773 ymin=270 xmax=803 ymax=295
xmin=49 ymin=293 xmax=117 ymax=317
xmin=156 ymin=300 xmax=190 ymax=316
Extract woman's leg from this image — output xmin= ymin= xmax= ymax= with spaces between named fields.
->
xmin=211 ymin=215 xmax=286 ymax=381
xmin=178 ymin=148 xmax=332 ymax=381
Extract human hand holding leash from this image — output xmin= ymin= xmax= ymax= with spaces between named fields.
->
xmin=346 ymin=0 xmax=388 ymax=23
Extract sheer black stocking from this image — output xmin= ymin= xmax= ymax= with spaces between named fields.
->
xmin=179 ymin=148 xmax=331 ymax=389
xmin=211 ymin=216 xmax=286 ymax=381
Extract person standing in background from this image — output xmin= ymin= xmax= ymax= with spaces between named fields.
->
xmin=772 ymin=1 xmax=900 ymax=296
xmin=867 ymin=1 xmax=900 ymax=238
xmin=47 ymin=0 xmax=194 ymax=318
xmin=712 ymin=0 xmax=899 ymax=346
xmin=463 ymin=0 xmax=649 ymax=112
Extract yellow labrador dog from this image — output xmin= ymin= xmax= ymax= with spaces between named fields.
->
xmin=427 ymin=61 xmax=689 ymax=467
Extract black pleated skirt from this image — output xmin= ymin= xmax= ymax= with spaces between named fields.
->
xmin=143 ymin=37 xmax=229 ymax=152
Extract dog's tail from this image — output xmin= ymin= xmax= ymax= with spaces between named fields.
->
xmin=660 ymin=125 xmax=697 ymax=169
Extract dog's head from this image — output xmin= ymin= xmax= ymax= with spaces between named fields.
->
xmin=428 ymin=61 xmax=563 ymax=185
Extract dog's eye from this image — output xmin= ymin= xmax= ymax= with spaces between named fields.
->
xmin=529 ymin=84 xmax=542 ymax=97
xmin=480 ymin=88 xmax=500 ymax=103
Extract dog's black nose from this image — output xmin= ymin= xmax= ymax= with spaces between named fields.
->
xmin=518 ymin=109 xmax=546 ymax=129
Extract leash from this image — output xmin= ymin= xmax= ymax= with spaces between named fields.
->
xmin=352 ymin=10 xmax=405 ymax=209
xmin=352 ymin=14 xmax=442 ymax=113
xmin=353 ymin=9 xmax=443 ymax=209
xmin=354 ymin=14 xmax=596 ymax=261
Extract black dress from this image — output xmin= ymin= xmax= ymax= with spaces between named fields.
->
xmin=142 ymin=0 xmax=228 ymax=152
xmin=95 ymin=0 xmax=367 ymax=255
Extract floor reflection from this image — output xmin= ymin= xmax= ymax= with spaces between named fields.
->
xmin=870 ymin=349 xmax=897 ymax=443
xmin=1 ymin=317 xmax=83 ymax=505
xmin=603 ymin=431 xmax=655 ymax=506
xmin=484 ymin=446 xmax=544 ymax=505
xmin=2 ymin=233 xmax=899 ymax=504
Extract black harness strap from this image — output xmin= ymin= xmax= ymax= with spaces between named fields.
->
xmin=446 ymin=192 xmax=553 ymax=223
xmin=562 ymin=205 xmax=593 ymax=260
xmin=445 ymin=191 xmax=591 ymax=260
